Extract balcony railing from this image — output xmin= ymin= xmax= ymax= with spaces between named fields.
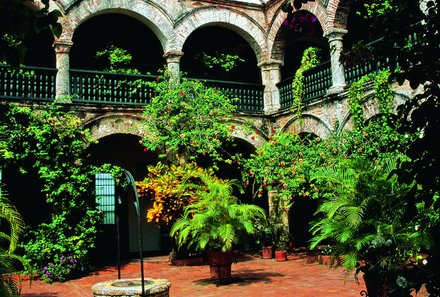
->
xmin=0 ymin=64 xmax=56 ymax=102
xmin=198 ymin=78 xmax=264 ymax=112
xmin=70 ymin=69 xmax=157 ymax=105
xmin=278 ymin=61 xmax=332 ymax=108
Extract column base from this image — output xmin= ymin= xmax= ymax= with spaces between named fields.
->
xmin=326 ymin=85 xmax=346 ymax=95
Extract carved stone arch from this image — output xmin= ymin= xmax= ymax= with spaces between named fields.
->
xmin=64 ymin=0 xmax=174 ymax=52
xmin=282 ymin=114 xmax=333 ymax=138
xmin=85 ymin=114 xmax=147 ymax=141
xmin=326 ymin=0 xmax=351 ymax=31
xmin=231 ymin=123 xmax=266 ymax=150
xmin=174 ymin=7 xmax=266 ymax=62
xmin=268 ymin=1 xmax=328 ymax=62
xmin=336 ymin=89 xmax=411 ymax=134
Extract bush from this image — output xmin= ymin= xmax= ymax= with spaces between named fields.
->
xmin=41 ymin=255 xmax=82 ymax=283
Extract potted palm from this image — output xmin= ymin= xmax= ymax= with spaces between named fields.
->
xmin=310 ymin=157 xmax=428 ymax=297
xmin=170 ymin=171 xmax=267 ymax=279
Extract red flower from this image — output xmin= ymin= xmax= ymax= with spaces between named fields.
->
xmin=179 ymin=91 xmax=185 ymax=96
xmin=251 ymin=135 xmax=255 ymax=140
xmin=143 ymin=148 xmax=149 ymax=153
xmin=271 ymin=129 xmax=276 ymax=134
xmin=155 ymin=77 xmax=161 ymax=82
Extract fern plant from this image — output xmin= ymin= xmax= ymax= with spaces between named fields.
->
xmin=0 ymin=189 xmax=30 ymax=297
xmin=309 ymin=157 xmax=428 ymax=295
xmin=170 ymin=172 xmax=267 ymax=252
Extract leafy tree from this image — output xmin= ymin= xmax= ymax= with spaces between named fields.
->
xmin=354 ymin=1 xmax=440 ymax=293
xmin=0 ymin=0 xmax=61 ymax=66
xmin=141 ymin=69 xmax=239 ymax=165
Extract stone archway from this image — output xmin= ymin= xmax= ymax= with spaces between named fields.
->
xmin=283 ymin=114 xmax=333 ymax=138
xmin=174 ymin=6 xmax=266 ymax=62
xmin=63 ymin=0 xmax=174 ymax=53
xmin=85 ymin=114 xmax=147 ymax=142
xmin=267 ymin=1 xmax=328 ymax=63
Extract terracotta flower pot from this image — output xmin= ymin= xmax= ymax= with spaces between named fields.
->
xmin=262 ymin=246 xmax=274 ymax=259
xmin=207 ymin=250 xmax=233 ymax=279
xmin=275 ymin=250 xmax=288 ymax=262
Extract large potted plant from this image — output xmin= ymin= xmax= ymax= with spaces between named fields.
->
xmin=309 ymin=157 xmax=429 ymax=297
xmin=170 ymin=171 xmax=267 ymax=279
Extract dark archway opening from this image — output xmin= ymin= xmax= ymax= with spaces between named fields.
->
xmin=71 ymin=14 xmax=164 ymax=74
xmin=87 ymin=133 xmax=162 ymax=263
xmin=279 ymin=11 xmax=328 ymax=80
xmin=181 ymin=26 xmax=260 ymax=83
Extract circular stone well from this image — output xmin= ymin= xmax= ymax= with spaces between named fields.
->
xmin=92 ymin=278 xmax=171 ymax=297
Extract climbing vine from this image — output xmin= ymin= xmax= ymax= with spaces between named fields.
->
xmin=291 ymin=47 xmax=321 ymax=125
xmin=348 ymin=69 xmax=393 ymax=130
xmin=0 ymin=102 xmax=104 ymax=281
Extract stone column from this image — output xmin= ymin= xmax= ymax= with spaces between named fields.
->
xmin=258 ymin=59 xmax=283 ymax=114
xmin=53 ymin=40 xmax=73 ymax=100
xmin=324 ymin=29 xmax=347 ymax=95
xmin=268 ymin=189 xmax=289 ymax=227
xmin=163 ymin=50 xmax=184 ymax=83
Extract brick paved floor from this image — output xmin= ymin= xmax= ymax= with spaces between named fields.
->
xmin=19 ymin=251 xmax=427 ymax=297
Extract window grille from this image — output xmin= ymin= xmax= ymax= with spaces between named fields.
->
xmin=95 ymin=173 xmax=116 ymax=224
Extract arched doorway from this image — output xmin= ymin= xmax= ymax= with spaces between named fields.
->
xmin=87 ymin=133 xmax=162 ymax=261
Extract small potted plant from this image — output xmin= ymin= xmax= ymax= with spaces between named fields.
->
xmin=170 ymin=171 xmax=267 ymax=279
xmin=253 ymin=218 xmax=275 ymax=259
xmin=273 ymin=223 xmax=290 ymax=261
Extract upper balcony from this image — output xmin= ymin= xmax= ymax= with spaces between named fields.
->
xmin=0 ymin=44 xmax=392 ymax=115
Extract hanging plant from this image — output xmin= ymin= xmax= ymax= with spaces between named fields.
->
xmin=291 ymin=47 xmax=321 ymax=126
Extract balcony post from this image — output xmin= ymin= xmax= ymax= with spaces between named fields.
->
xmin=163 ymin=50 xmax=184 ymax=83
xmin=53 ymin=40 xmax=73 ymax=101
xmin=258 ymin=59 xmax=282 ymax=114
xmin=324 ymin=28 xmax=347 ymax=94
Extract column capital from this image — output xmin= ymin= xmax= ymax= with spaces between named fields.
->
xmin=163 ymin=50 xmax=184 ymax=63
xmin=53 ymin=40 xmax=73 ymax=54
xmin=324 ymin=28 xmax=348 ymax=41
xmin=258 ymin=59 xmax=283 ymax=70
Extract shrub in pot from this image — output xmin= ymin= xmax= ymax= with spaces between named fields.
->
xmin=170 ymin=171 xmax=267 ymax=279
xmin=253 ymin=218 xmax=275 ymax=259
xmin=310 ymin=157 xmax=429 ymax=296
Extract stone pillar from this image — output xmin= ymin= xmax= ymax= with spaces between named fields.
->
xmin=163 ymin=50 xmax=184 ymax=83
xmin=53 ymin=40 xmax=73 ymax=100
xmin=324 ymin=29 xmax=347 ymax=95
xmin=258 ymin=60 xmax=283 ymax=114
xmin=268 ymin=189 xmax=289 ymax=227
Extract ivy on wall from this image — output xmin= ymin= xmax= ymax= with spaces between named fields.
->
xmin=291 ymin=47 xmax=321 ymax=125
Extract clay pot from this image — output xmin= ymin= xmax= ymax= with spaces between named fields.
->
xmin=275 ymin=250 xmax=288 ymax=262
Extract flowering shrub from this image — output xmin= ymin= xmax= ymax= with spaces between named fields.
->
xmin=141 ymin=69 xmax=238 ymax=165
xmin=137 ymin=162 xmax=214 ymax=225
xmin=41 ymin=256 xmax=81 ymax=283
xmin=242 ymin=132 xmax=339 ymax=210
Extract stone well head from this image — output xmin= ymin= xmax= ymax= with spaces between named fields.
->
xmin=92 ymin=278 xmax=171 ymax=297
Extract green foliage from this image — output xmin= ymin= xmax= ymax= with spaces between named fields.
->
xmin=291 ymin=47 xmax=321 ymax=125
xmin=196 ymin=51 xmax=245 ymax=72
xmin=96 ymin=45 xmax=140 ymax=74
xmin=141 ymin=69 xmax=238 ymax=164
xmin=242 ymin=132 xmax=339 ymax=210
xmin=309 ymin=157 xmax=427 ymax=295
xmin=0 ymin=0 xmax=62 ymax=66
xmin=0 ymin=102 xmax=102 ymax=282
xmin=170 ymin=172 xmax=267 ymax=252
xmin=0 ymin=189 xmax=30 ymax=297
xmin=348 ymin=70 xmax=393 ymax=130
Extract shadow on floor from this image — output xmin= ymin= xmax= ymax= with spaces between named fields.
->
xmin=193 ymin=269 xmax=285 ymax=287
